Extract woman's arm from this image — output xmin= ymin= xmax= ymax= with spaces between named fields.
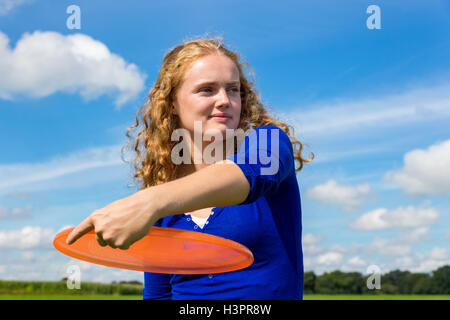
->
xmin=150 ymin=160 xmax=250 ymax=218
xmin=66 ymin=160 xmax=249 ymax=249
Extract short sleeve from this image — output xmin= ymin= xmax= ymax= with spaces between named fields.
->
xmin=226 ymin=125 xmax=295 ymax=205
xmin=143 ymin=272 xmax=172 ymax=300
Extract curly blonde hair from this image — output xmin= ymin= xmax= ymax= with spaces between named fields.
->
xmin=123 ymin=37 xmax=313 ymax=190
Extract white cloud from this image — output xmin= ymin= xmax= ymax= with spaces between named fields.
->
xmin=397 ymin=227 xmax=430 ymax=243
xmin=303 ymin=230 xmax=447 ymax=274
xmin=326 ymin=243 xmax=360 ymax=255
xmin=385 ymin=139 xmax=450 ymax=196
xmin=0 ymin=0 xmax=31 ymax=15
xmin=315 ymin=252 xmax=343 ymax=266
xmin=298 ymin=235 xmax=450 ymax=274
xmin=0 ymin=30 xmax=146 ymax=106
xmin=305 ymin=179 xmax=372 ymax=212
xmin=302 ymin=233 xmax=323 ymax=245
xmin=288 ymin=82 xmax=450 ymax=139
xmin=394 ymin=256 xmax=415 ymax=269
xmin=0 ymin=226 xmax=56 ymax=249
xmin=0 ymin=144 xmax=124 ymax=192
xmin=410 ymin=259 xmax=450 ymax=274
xmin=303 ymin=245 xmax=323 ymax=256
xmin=310 ymin=145 xmax=390 ymax=164
xmin=366 ymin=237 xmax=412 ymax=257
xmin=0 ymin=205 xmax=32 ymax=219
xmin=4 ymin=191 xmax=47 ymax=200
xmin=304 ymin=251 xmax=346 ymax=274
xmin=21 ymin=250 xmax=35 ymax=261
xmin=340 ymin=256 xmax=369 ymax=272
xmin=349 ymin=205 xmax=438 ymax=230
xmin=428 ymin=247 xmax=448 ymax=260
xmin=346 ymin=256 xmax=367 ymax=267
xmin=0 ymin=255 xmax=142 ymax=282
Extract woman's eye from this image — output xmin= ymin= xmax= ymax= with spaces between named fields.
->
xmin=198 ymin=87 xmax=239 ymax=94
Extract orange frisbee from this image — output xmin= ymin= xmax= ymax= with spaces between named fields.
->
xmin=53 ymin=227 xmax=254 ymax=274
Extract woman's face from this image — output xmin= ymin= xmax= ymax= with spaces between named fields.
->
xmin=172 ymin=54 xmax=242 ymax=138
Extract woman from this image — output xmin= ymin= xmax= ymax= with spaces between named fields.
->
xmin=66 ymin=37 xmax=313 ymax=299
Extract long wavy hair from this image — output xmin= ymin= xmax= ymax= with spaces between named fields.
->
xmin=122 ymin=36 xmax=313 ymax=190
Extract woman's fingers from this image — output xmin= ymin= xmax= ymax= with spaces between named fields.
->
xmin=66 ymin=217 xmax=94 ymax=245
xmin=96 ymin=234 xmax=108 ymax=247
xmin=65 ymin=214 xmax=121 ymax=249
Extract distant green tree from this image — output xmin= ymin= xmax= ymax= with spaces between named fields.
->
xmin=119 ymin=280 xmax=143 ymax=285
xmin=431 ymin=265 xmax=450 ymax=294
xmin=303 ymin=271 xmax=316 ymax=294
xmin=315 ymin=270 xmax=363 ymax=294
xmin=379 ymin=283 xmax=398 ymax=294
xmin=381 ymin=270 xmax=411 ymax=294
xmin=305 ymin=265 xmax=450 ymax=295
xmin=411 ymin=274 xmax=434 ymax=294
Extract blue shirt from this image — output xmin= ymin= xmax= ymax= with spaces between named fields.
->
xmin=143 ymin=125 xmax=304 ymax=300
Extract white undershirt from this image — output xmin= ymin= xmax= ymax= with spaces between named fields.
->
xmin=185 ymin=214 xmax=208 ymax=229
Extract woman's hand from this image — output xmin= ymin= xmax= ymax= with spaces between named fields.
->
xmin=65 ymin=188 xmax=161 ymax=250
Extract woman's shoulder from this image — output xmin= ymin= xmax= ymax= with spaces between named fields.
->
xmin=252 ymin=124 xmax=287 ymax=135
xmin=249 ymin=124 xmax=291 ymax=145
xmin=253 ymin=124 xmax=279 ymax=131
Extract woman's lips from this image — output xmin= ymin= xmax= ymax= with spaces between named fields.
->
xmin=211 ymin=116 xmax=231 ymax=122
xmin=210 ymin=113 xmax=232 ymax=122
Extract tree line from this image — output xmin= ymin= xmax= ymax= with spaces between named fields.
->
xmin=2 ymin=265 xmax=449 ymax=296
xmin=304 ymin=265 xmax=450 ymax=295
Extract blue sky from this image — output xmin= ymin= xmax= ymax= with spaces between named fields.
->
xmin=0 ymin=0 xmax=449 ymax=283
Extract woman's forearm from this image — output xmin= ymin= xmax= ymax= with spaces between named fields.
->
xmin=66 ymin=160 xmax=249 ymax=248
xmin=144 ymin=160 xmax=250 ymax=219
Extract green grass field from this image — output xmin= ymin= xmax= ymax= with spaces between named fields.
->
xmin=303 ymin=295 xmax=450 ymax=300
xmin=1 ymin=294 xmax=449 ymax=300
xmin=0 ymin=294 xmax=142 ymax=300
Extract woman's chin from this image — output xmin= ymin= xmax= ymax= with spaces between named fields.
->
xmin=204 ymin=124 xmax=228 ymax=136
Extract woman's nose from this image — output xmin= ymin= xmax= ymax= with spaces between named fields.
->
xmin=216 ymin=88 xmax=231 ymax=107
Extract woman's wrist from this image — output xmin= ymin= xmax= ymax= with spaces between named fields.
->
xmin=134 ymin=186 xmax=169 ymax=224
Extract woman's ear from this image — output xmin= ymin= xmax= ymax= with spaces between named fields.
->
xmin=171 ymin=102 xmax=178 ymax=116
